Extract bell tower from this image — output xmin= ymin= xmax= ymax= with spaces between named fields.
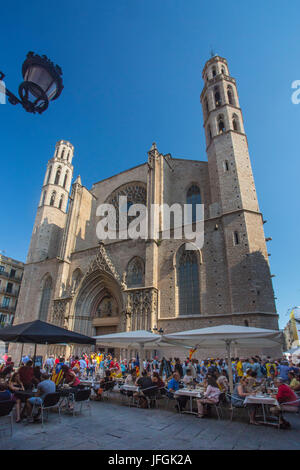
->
xmin=200 ymin=55 xmax=278 ymax=327
xmin=201 ymin=55 xmax=259 ymax=216
xmin=27 ymin=140 xmax=74 ymax=263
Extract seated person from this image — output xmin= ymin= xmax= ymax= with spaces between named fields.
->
xmin=182 ymin=369 xmax=194 ymax=386
xmin=0 ymin=361 xmax=14 ymax=379
xmin=216 ymin=370 xmax=229 ymax=393
xmin=100 ymin=369 xmax=114 ymax=385
xmin=0 ymin=382 xmax=13 ymax=402
xmin=125 ymin=370 xmax=137 ymax=385
xmin=288 ymin=371 xmax=300 ymax=391
xmin=152 ymin=372 xmax=165 ymax=394
xmin=18 ymin=360 xmax=34 ymax=391
xmin=95 ymin=369 xmax=115 ymax=400
xmin=196 ymin=376 xmax=221 ymax=418
xmin=231 ymin=376 xmax=259 ymax=425
xmin=61 ymin=365 xmax=81 ymax=388
xmin=120 ymin=370 xmax=137 ymax=398
xmin=9 ymin=372 xmax=24 ymax=423
xmin=269 ymin=377 xmax=299 ymax=428
xmin=33 ymin=366 xmax=42 ymax=384
xmin=26 ymin=373 xmax=56 ymax=420
xmin=245 ymin=370 xmax=258 ymax=392
xmin=134 ymin=370 xmax=158 ymax=408
xmin=167 ymin=372 xmax=188 ymax=412
xmin=135 ymin=370 xmax=155 ymax=394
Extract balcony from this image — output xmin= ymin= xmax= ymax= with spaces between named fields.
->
xmin=0 ymin=271 xmax=23 ymax=282
xmin=0 ymin=287 xmax=19 ymax=296
xmin=0 ymin=305 xmax=16 ymax=313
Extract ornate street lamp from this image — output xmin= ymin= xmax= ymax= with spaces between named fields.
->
xmin=0 ymin=51 xmax=63 ymax=114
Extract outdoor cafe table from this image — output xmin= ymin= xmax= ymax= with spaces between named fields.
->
xmin=244 ymin=394 xmax=279 ymax=425
xmin=174 ymin=388 xmax=205 ymax=415
xmin=120 ymin=384 xmax=139 ymax=392
xmin=80 ymin=380 xmax=100 ymax=387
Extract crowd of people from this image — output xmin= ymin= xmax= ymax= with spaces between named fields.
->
xmin=0 ymin=351 xmax=299 ymax=427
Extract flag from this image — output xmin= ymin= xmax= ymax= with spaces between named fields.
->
xmin=189 ymin=348 xmax=197 ymax=360
xmin=51 ymin=363 xmax=64 ymax=385
xmin=135 ymin=352 xmax=140 ymax=367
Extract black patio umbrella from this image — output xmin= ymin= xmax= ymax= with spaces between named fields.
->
xmin=0 ymin=319 xmax=95 ymax=365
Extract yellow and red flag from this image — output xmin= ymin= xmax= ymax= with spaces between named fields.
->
xmin=189 ymin=348 xmax=197 ymax=360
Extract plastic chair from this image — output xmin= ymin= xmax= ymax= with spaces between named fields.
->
xmin=0 ymin=401 xmax=15 ymax=437
xmin=225 ymin=393 xmax=249 ymax=421
xmin=141 ymin=385 xmax=160 ymax=409
xmin=71 ymin=388 xmax=91 ymax=416
xmin=102 ymin=381 xmax=116 ymax=400
xmin=32 ymin=392 xmax=61 ymax=429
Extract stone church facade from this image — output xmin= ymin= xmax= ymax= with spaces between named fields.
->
xmin=11 ymin=55 xmax=279 ymax=359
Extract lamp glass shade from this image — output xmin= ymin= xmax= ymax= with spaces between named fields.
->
xmin=24 ymin=65 xmax=57 ymax=100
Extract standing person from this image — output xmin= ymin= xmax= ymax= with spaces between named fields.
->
xmin=236 ymin=358 xmax=244 ymax=382
xmin=174 ymin=358 xmax=183 ymax=378
xmin=44 ymin=355 xmax=55 ymax=374
xmin=22 ymin=354 xmax=31 ymax=365
xmin=242 ymin=358 xmax=251 ymax=375
xmin=79 ymin=356 xmax=87 ymax=376
xmin=265 ymin=358 xmax=277 ymax=378
xmin=277 ymin=360 xmax=290 ymax=383
xmin=160 ymin=357 xmax=172 ymax=380
xmin=252 ymin=357 xmax=263 ymax=380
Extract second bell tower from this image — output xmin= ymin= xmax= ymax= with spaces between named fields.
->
xmin=27 ymin=140 xmax=74 ymax=263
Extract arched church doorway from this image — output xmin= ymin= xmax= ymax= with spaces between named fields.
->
xmin=71 ymin=269 xmax=125 ymax=355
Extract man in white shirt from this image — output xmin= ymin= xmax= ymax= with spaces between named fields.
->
xmin=44 ymin=355 xmax=55 ymax=373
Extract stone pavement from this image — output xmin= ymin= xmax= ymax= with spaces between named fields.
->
xmin=0 ymin=394 xmax=299 ymax=450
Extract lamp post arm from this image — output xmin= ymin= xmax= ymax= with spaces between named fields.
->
xmin=0 ymin=71 xmax=22 ymax=106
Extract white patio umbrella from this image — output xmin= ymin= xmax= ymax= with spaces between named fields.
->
xmin=163 ymin=325 xmax=283 ymax=392
xmin=93 ymin=330 xmax=176 ymax=371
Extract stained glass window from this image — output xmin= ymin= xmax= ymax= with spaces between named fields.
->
xmin=38 ymin=276 xmax=52 ymax=321
xmin=187 ymin=185 xmax=201 ymax=223
xmin=126 ymin=257 xmax=144 ymax=287
xmin=178 ymin=248 xmax=200 ymax=316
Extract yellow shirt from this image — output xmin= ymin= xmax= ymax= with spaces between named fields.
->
xmin=237 ymin=361 xmax=243 ymax=377
xmin=265 ymin=363 xmax=276 ymax=377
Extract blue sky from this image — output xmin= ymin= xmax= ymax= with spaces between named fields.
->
xmin=0 ymin=1 xmax=299 ymax=328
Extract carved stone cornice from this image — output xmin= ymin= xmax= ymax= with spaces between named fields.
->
xmin=85 ymin=242 xmax=122 ymax=287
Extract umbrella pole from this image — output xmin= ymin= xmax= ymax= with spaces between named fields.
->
xmin=33 ymin=343 xmax=37 ymax=366
xmin=225 ymin=340 xmax=234 ymax=394
xmin=19 ymin=343 xmax=24 ymax=367
xmin=139 ymin=344 xmax=144 ymax=373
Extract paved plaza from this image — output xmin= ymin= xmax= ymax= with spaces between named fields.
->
xmin=0 ymin=395 xmax=299 ymax=451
